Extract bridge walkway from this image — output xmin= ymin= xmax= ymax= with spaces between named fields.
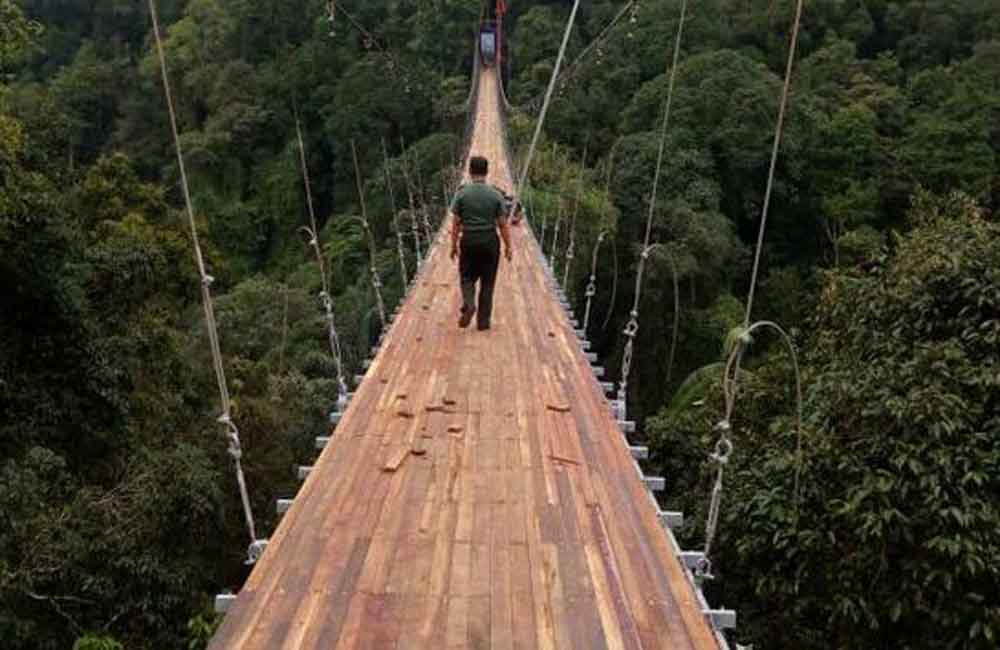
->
xmin=209 ymin=66 xmax=719 ymax=650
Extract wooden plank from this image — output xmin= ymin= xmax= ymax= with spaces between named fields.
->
xmin=383 ymin=445 xmax=411 ymax=472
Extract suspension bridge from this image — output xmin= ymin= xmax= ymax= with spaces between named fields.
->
xmin=207 ymin=59 xmax=730 ymax=650
xmin=142 ymin=0 xmax=812 ymax=642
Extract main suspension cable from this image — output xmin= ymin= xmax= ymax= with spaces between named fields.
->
xmin=331 ymin=2 xmax=412 ymax=92
xmin=525 ymin=0 xmax=638 ymax=113
xmin=512 ymin=0 xmax=583 ymax=219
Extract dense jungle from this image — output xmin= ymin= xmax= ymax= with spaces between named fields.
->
xmin=1 ymin=0 xmax=998 ymax=648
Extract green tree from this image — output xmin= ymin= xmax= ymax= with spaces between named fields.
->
xmin=650 ymin=191 xmax=1000 ymax=649
xmin=0 ymin=0 xmax=41 ymax=73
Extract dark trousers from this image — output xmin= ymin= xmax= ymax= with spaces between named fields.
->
xmin=459 ymin=234 xmax=500 ymax=327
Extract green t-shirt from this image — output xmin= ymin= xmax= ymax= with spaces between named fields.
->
xmin=451 ymin=181 xmax=505 ymax=239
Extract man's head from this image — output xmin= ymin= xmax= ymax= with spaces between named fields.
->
xmin=469 ymin=156 xmax=489 ymax=179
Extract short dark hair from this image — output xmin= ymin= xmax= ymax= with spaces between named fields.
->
xmin=469 ymin=156 xmax=488 ymax=176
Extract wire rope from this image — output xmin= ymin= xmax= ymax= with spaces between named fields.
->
xmin=699 ymin=0 xmax=808 ymax=584
xmin=615 ymin=0 xmax=688 ymax=422
xmin=147 ymin=0 xmax=265 ymax=565
xmin=382 ymin=138 xmax=409 ymax=287
xmin=511 ymin=0 xmax=583 ymax=219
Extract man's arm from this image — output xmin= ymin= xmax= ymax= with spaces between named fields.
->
xmin=449 ymin=190 xmax=462 ymax=261
xmin=497 ymin=215 xmax=512 ymax=261
xmin=450 ymin=213 xmax=462 ymax=260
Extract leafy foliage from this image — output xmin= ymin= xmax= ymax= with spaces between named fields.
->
xmin=648 ymin=193 xmax=1000 ymax=648
xmin=2 ymin=0 xmax=999 ymax=648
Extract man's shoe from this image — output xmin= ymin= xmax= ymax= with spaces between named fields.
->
xmin=476 ymin=321 xmax=491 ymax=331
xmin=459 ymin=306 xmax=476 ymax=328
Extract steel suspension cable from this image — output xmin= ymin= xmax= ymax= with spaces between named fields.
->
xmin=331 ymin=2 xmax=411 ymax=92
xmin=538 ymin=144 xmax=558 ymax=255
xmin=398 ymin=138 xmax=424 ymax=269
xmin=525 ymin=0 xmax=638 ymax=113
xmin=382 ymin=138 xmax=409 ymax=287
xmin=699 ymin=0 xmax=807 ymax=584
xmin=744 ymin=1 xmax=804 ymax=329
xmin=512 ymin=0 xmax=583 ymax=220
xmin=562 ymin=139 xmax=590 ymax=293
xmin=582 ymin=230 xmax=607 ymax=332
xmin=293 ymin=115 xmax=350 ymax=412
xmin=549 ymin=199 xmax=564 ymax=272
xmin=409 ymin=147 xmax=434 ymax=248
xmin=601 ymin=240 xmax=619 ymax=333
xmin=351 ymin=140 xmax=387 ymax=330
xmin=147 ymin=0 xmax=265 ymax=564
xmin=582 ymin=138 xmax=621 ymax=332
xmin=615 ymin=0 xmax=688 ymax=422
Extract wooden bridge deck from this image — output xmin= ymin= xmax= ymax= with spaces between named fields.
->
xmin=209 ymin=67 xmax=720 ymax=650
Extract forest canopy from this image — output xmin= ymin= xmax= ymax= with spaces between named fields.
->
xmin=1 ymin=0 xmax=997 ymax=648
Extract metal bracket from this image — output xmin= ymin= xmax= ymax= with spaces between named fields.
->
xmin=617 ymin=420 xmax=636 ymax=434
xmin=315 ymin=436 xmax=330 ymax=450
xmin=214 ymin=593 xmax=238 ymax=614
xmin=643 ymin=475 xmax=665 ymax=492
xmin=680 ymin=551 xmax=706 ymax=570
xmin=705 ymin=609 xmax=737 ymax=630
xmin=658 ymin=510 xmax=684 ymax=529
xmin=276 ymin=498 xmax=293 ymax=515
xmin=629 ymin=445 xmax=649 ymax=460
xmin=297 ymin=465 xmax=313 ymax=480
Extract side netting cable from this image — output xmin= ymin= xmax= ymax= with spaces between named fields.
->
xmin=399 ymin=137 xmax=424 ymax=269
xmin=351 ymin=140 xmax=387 ymax=330
xmin=601 ymin=239 xmax=619 ymax=333
xmin=562 ymin=138 xmax=589 ymax=293
xmin=584 ymin=137 xmax=621 ymax=333
xmin=382 ymin=138 xmax=409 ymax=287
xmin=582 ymin=229 xmax=607 ymax=332
xmin=147 ymin=0 xmax=266 ymax=564
xmin=698 ymin=0 xmax=808 ymax=584
xmin=615 ymin=0 xmax=688 ymax=423
xmin=294 ymin=115 xmax=350 ymax=411
xmin=549 ymin=199 xmax=564 ymax=272
xmin=410 ymin=147 xmax=435 ymax=248
xmin=538 ymin=144 xmax=558 ymax=254
xmin=439 ymin=152 xmax=455 ymax=236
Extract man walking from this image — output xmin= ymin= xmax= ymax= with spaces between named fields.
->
xmin=449 ymin=156 xmax=513 ymax=330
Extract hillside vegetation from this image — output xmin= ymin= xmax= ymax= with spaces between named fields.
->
xmin=1 ymin=0 xmax=997 ymax=648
